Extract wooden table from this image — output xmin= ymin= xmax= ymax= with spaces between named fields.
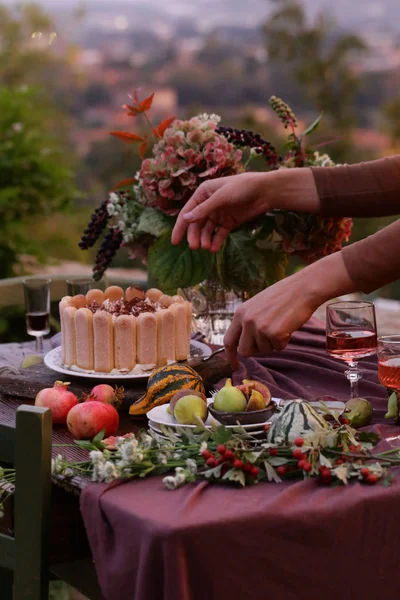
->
xmin=0 ymin=342 xmax=231 ymax=566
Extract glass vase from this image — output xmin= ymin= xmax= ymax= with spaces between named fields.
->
xmin=180 ymin=281 xmax=247 ymax=345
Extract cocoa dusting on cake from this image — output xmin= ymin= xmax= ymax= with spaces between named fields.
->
xmin=87 ymin=297 xmax=156 ymax=317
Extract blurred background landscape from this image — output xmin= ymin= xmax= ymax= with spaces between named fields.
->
xmin=2 ymin=0 xmax=400 ymax=343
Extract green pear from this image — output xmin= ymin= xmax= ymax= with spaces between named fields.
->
xmin=213 ymin=379 xmax=247 ymax=412
xmin=20 ymin=354 xmax=44 ymax=369
xmin=344 ymin=398 xmax=373 ymax=428
xmin=173 ymin=395 xmax=208 ymax=425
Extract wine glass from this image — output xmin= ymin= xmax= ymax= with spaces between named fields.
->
xmin=23 ymin=278 xmax=51 ymax=354
xmin=326 ymin=301 xmax=377 ymax=398
xmin=66 ymin=278 xmax=92 ymax=296
xmin=378 ymin=336 xmax=400 ymax=402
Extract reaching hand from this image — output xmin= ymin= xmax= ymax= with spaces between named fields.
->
xmin=171 ymin=172 xmax=270 ymax=251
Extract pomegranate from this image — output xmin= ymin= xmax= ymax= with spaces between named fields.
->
xmin=35 ymin=381 xmax=78 ymax=425
xmin=82 ymin=384 xmax=124 ymax=409
xmin=67 ymin=402 xmax=119 ymax=440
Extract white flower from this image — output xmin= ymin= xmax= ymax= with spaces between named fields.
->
xmin=163 ymin=475 xmax=178 ymax=490
xmin=123 ymin=231 xmax=134 ymax=244
xmin=175 ymin=467 xmax=185 ymax=475
xmin=139 ymin=432 xmax=153 ymax=448
xmin=103 ymin=461 xmax=118 ymax=482
xmin=199 ymin=441 xmax=208 ymax=455
xmin=109 ymin=192 xmax=120 ymax=204
xmin=158 ymin=453 xmax=168 ymax=465
xmin=90 ymin=450 xmax=104 ymax=465
xmin=120 ymin=440 xmax=139 ymax=462
xmin=175 ymin=472 xmax=186 ymax=486
xmin=52 ymin=454 xmax=66 ymax=475
xmin=117 ymin=220 xmax=126 ymax=231
xmin=107 ymin=204 xmax=116 ymax=216
xmin=186 ymin=459 xmax=197 ymax=475
xmin=12 ymin=123 xmax=23 ymax=133
xmin=92 ymin=463 xmax=106 ymax=482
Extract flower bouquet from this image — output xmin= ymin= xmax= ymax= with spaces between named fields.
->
xmin=79 ymin=92 xmax=352 ymax=299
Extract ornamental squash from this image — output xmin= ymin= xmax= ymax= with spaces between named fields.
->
xmin=129 ymin=364 xmax=205 ymax=417
xmin=267 ymin=399 xmax=328 ymax=444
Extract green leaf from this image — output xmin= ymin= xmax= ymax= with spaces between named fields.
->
xmin=75 ymin=440 xmax=97 ymax=451
xmin=92 ymin=429 xmax=106 ymax=445
xmin=148 ymin=234 xmax=213 ymax=292
xmin=358 ymin=431 xmax=380 ymax=445
xmin=212 ymin=426 xmax=233 ymax=445
xmin=303 ymin=113 xmax=323 ymax=137
xmin=381 ymin=474 xmax=393 ymax=488
xmin=203 ymin=464 xmax=223 ymax=479
xmin=222 ymin=468 xmax=246 ymax=486
xmin=268 ymin=456 xmax=289 ymax=467
xmin=216 ymin=230 xmax=268 ymax=295
xmin=137 ymin=208 xmax=173 ymax=237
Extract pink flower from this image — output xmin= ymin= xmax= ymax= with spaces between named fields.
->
xmin=139 ymin=115 xmax=243 ymax=214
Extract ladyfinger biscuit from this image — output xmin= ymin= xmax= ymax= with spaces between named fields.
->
xmin=63 ymin=306 xmax=77 ymax=366
xmin=86 ymin=289 xmax=105 ymax=305
xmin=93 ymin=311 xmax=114 ymax=372
xmin=183 ymin=301 xmax=193 ymax=338
xmin=156 ymin=309 xmax=175 ymax=366
xmin=169 ymin=303 xmax=190 ymax=361
xmin=114 ymin=315 xmax=137 ymax=371
xmin=125 ymin=286 xmax=145 ymax=302
xmin=59 ymin=296 xmax=73 ymax=363
xmin=137 ymin=313 xmax=157 ymax=365
xmin=70 ymin=294 xmax=87 ymax=309
xmin=145 ymin=288 xmax=163 ymax=302
xmin=104 ymin=286 xmax=124 ymax=302
xmin=74 ymin=308 xmax=94 ymax=370
xmin=158 ymin=294 xmax=173 ymax=308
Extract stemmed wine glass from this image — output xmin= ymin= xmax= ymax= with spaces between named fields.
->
xmin=326 ymin=301 xmax=377 ymax=398
xmin=378 ymin=335 xmax=400 ymax=402
xmin=23 ymin=278 xmax=51 ymax=354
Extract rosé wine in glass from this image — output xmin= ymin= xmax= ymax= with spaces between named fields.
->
xmin=326 ymin=301 xmax=377 ymax=399
xmin=378 ymin=336 xmax=400 ymax=398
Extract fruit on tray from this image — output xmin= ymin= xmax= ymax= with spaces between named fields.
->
xmin=67 ymin=401 xmax=119 ymax=439
xmin=385 ymin=392 xmax=400 ymax=423
xmin=82 ymin=384 xmax=125 ymax=410
xmin=246 ymin=390 xmax=266 ymax=412
xmin=35 ymin=381 xmax=79 ymax=425
xmin=213 ymin=379 xmax=247 ymax=412
xmin=239 ymin=379 xmax=272 ymax=405
xmin=168 ymin=388 xmax=206 ymax=415
xmin=20 ymin=354 xmax=44 ymax=368
xmin=343 ymin=398 xmax=373 ymax=428
xmin=267 ymin=399 xmax=329 ymax=443
xmin=129 ymin=364 xmax=205 ymax=416
xmin=173 ymin=393 xmax=209 ymax=425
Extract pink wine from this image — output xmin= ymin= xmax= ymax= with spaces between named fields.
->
xmin=26 ymin=312 xmax=50 ymax=336
xmin=378 ymin=358 xmax=400 ymax=390
xmin=326 ymin=330 xmax=377 ymax=361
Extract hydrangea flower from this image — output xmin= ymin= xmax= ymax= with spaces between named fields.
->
xmin=139 ymin=116 xmax=244 ymax=214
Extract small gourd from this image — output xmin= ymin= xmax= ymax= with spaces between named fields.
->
xmin=129 ymin=364 xmax=205 ymax=417
xmin=267 ymin=399 xmax=328 ymax=444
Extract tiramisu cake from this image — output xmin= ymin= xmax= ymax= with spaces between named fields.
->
xmin=59 ymin=286 xmax=192 ymax=373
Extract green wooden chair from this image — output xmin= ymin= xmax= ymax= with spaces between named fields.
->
xmin=0 ymin=405 xmax=52 ymax=600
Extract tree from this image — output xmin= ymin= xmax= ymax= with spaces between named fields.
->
xmin=0 ymin=86 xmax=78 ymax=277
xmin=263 ymin=0 xmax=367 ymax=130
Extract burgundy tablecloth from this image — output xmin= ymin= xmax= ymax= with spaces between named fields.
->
xmin=80 ymin=318 xmax=400 ymax=600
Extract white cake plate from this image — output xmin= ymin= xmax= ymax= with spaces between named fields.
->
xmin=44 ymin=340 xmax=212 ymax=380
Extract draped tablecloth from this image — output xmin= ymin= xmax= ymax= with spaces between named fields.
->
xmin=80 ymin=318 xmax=400 ymax=600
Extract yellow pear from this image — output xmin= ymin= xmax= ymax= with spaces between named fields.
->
xmin=246 ymin=389 xmax=266 ymax=412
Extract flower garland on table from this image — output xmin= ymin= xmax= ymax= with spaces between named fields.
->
xmin=79 ymin=92 xmax=353 ymax=295
xmin=1 ymin=401 xmax=400 ymax=518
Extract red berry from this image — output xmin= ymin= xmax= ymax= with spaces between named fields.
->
xmin=340 ymin=417 xmax=350 ymax=425
xmin=221 ymin=463 xmax=230 ymax=475
xmin=202 ymin=450 xmax=212 ymax=460
xmin=276 ymin=466 xmax=287 ymax=476
xmin=367 ymin=473 xmax=378 ymax=484
xmin=297 ymin=459 xmax=306 ymax=469
xmin=294 ymin=437 xmax=304 ymax=447
xmin=233 ymin=459 xmax=243 ymax=470
xmin=215 ymin=458 xmax=222 ymax=466
xmin=206 ymin=457 xmax=216 ymax=468
xmin=269 ymin=448 xmax=278 ymax=456
xmin=251 ymin=466 xmax=259 ymax=478
xmin=217 ymin=445 xmax=226 ymax=456
xmin=243 ymin=463 xmax=253 ymax=473
xmin=264 ymin=423 xmax=271 ymax=432
xmin=292 ymin=448 xmax=305 ymax=460
xmin=224 ymin=450 xmax=234 ymax=461
xmin=322 ymin=473 xmax=332 ymax=484
xmin=349 ymin=445 xmax=358 ymax=452
xmin=360 ymin=467 xmax=370 ymax=478
xmin=302 ymin=461 xmax=312 ymax=473
xmin=318 ymin=466 xmax=330 ymax=476
xmin=335 ymin=459 xmax=344 ymax=466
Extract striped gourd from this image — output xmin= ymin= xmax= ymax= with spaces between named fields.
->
xmin=129 ymin=364 xmax=205 ymax=417
xmin=267 ymin=399 xmax=329 ymax=444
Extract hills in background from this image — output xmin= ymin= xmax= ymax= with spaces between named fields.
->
xmin=8 ymin=0 xmax=400 ymax=33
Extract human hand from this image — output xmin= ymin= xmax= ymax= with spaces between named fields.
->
xmin=223 ymin=251 xmax=356 ymax=368
xmin=171 ymin=172 xmax=270 ymax=251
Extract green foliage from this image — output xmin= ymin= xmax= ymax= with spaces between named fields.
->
xmin=263 ymin=0 xmax=367 ymax=131
xmin=137 ymin=208 xmax=173 ymax=237
xmin=148 ymin=234 xmax=213 ymax=292
xmin=0 ymin=86 xmax=78 ymax=277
